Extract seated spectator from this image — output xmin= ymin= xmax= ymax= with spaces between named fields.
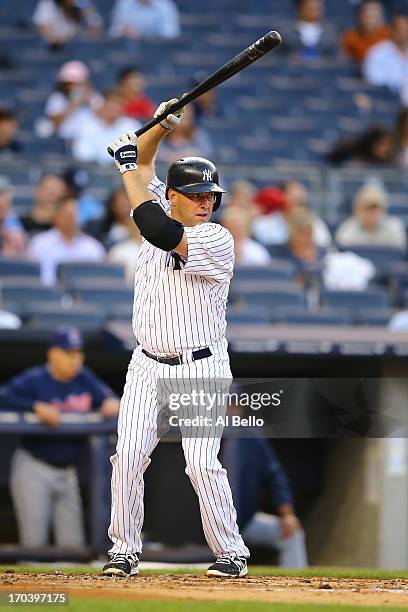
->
xmin=342 ymin=0 xmax=390 ymax=64
xmin=284 ymin=0 xmax=337 ymax=57
xmin=71 ymin=89 xmax=140 ymax=165
xmin=110 ymin=0 xmax=181 ymax=40
xmin=220 ymin=208 xmax=271 ymax=267
xmin=20 ymin=174 xmax=67 ymax=235
xmin=0 ymin=309 xmax=21 ymax=329
xmin=86 ymin=188 xmax=134 ymax=248
xmin=157 ymin=105 xmax=213 ymax=163
xmin=116 ymin=66 xmax=155 ymax=121
xmin=323 ymin=250 xmax=376 ymax=291
xmin=27 ymin=196 xmax=105 ymax=285
xmin=0 ymin=176 xmax=26 ymax=256
xmin=0 ymin=109 xmax=23 ymax=157
xmin=252 ymin=181 xmax=332 ymax=248
xmin=267 ymin=209 xmax=326 ymax=287
xmin=226 ymin=180 xmax=259 ymax=221
xmin=395 ymin=106 xmax=408 ymax=167
xmin=33 ymin=0 xmax=103 ymax=50
xmin=0 ymin=326 xmax=119 ymax=548
xmin=44 ymin=61 xmax=103 ymax=140
xmin=107 ymin=225 xmax=142 ymax=285
xmin=62 ymin=166 xmax=104 ymax=226
xmin=191 ymin=72 xmax=225 ymax=122
xmin=403 ymin=79 xmax=408 ymax=105
xmin=363 ymin=10 xmax=408 ymax=93
xmin=225 ymin=434 xmax=307 ymax=568
xmin=335 ymin=183 xmax=407 ymax=249
xmin=284 ymin=209 xmax=327 ymax=269
xmin=327 ymin=126 xmax=396 ymax=165
xmin=0 ymin=47 xmax=15 ymax=71
xmin=389 ymin=310 xmax=408 ymax=330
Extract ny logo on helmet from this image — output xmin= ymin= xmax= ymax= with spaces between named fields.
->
xmin=202 ymin=169 xmax=213 ymax=182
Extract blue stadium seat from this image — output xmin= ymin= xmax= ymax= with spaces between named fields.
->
xmin=353 ymin=308 xmax=395 ymax=326
xmin=266 ymin=245 xmax=295 ymax=259
xmin=321 ymin=287 xmax=390 ymax=309
xmin=237 ymin=281 xmax=306 ymax=309
xmin=233 ymin=262 xmax=296 ymax=283
xmin=226 ymin=304 xmax=272 ymax=325
xmin=275 ymin=306 xmax=353 ymax=326
xmin=1 ymin=284 xmax=64 ymax=306
xmin=0 ymin=257 xmax=40 ymax=279
xmin=65 ymin=278 xmax=129 ymax=293
xmin=72 ymin=287 xmax=134 ymax=315
xmin=388 ymin=263 xmax=408 ymax=305
xmin=341 ymin=247 xmax=406 ymax=269
xmin=22 ymin=137 xmax=67 ymax=160
xmin=25 ymin=304 xmax=106 ymax=331
xmin=108 ymin=302 xmax=133 ymax=321
xmin=58 ymin=262 xmax=126 ymax=286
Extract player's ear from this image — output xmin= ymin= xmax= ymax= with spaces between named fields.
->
xmin=168 ymin=188 xmax=177 ymax=204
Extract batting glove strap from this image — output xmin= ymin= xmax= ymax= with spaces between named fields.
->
xmin=108 ymin=132 xmax=138 ymax=174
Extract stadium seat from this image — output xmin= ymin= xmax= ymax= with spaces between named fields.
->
xmin=388 ymin=263 xmax=408 ymax=302
xmin=266 ymin=245 xmax=294 ymax=259
xmin=236 ymin=281 xmax=306 ymax=309
xmin=353 ymin=308 xmax=395 ymax=326
xmin=233 ymin=262 xmax=296 ymax=283
xmin=25 ymin=304 xmax=106 ymax=332
xmin=72 ymin=287 xmax=134 ymax=315
xmin=275 ymin=306 xmax=353 ymax=326
xmin=321 ymin=287 xmax=390 ymax=309
xmin=58 ymin=262 xmax=126 ymax=286
xmin=226 ymin=304 xmax=272 ymax=325
xmin=107 ymin=302 xmax=134 ymax=322
xmin=341 ymin=247 xmax=406 ymax=269
xmin=0 ymin=282 xmax=64 ymax=306
xmin=65 ymin=279 xmax=129 ymax=294
xmin=0 ymin=257 xmax=40 ymax=279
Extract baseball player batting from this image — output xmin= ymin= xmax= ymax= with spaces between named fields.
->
xmin=102 ymin=99 xmax=249 ymax=578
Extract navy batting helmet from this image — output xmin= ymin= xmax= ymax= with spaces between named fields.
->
xmin=165 ymin=157 xmax=225 ymax=211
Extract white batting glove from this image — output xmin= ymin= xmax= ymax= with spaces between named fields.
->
xmin=108 ymin=131 xmax=138 ymax=174
xmin=154 ymin=98 xmax=185 ymax=131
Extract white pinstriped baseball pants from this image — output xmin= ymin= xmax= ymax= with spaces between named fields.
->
xmin=108 ymin=341 xmax=249 ymax=558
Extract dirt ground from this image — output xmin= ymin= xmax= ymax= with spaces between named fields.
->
xmin=1 ymin=572 xmax=408 ymax=608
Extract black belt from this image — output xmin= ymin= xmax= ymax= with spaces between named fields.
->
xmin=142 ymin=347 xmax=212 ymax=366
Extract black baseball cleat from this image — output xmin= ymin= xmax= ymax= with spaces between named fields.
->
xmin=207 ymin=555 xmax=248 ymax=578
xmin=102 ymin=553 xmax=139 ymax=577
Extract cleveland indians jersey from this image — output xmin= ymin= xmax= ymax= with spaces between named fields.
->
xmin=131 ymin=176 xmax=234 ymax=354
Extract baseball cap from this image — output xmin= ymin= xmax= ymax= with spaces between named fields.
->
xmin=62 ymin=166 xmax=89 ymax=196
xmin=354 ymin=184 xmax=387 ymax=209
xmin=57 ymin=61 xmax=89 ymax=83
xmin=0 ymin=175 xmax=11 ymax=192
xmin=49 ymin=326 xmax=84 ymax=351
xmin=254 ymin=186 xmax=286 ymax=214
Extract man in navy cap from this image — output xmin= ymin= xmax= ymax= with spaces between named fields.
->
xmin=1 ymin=327 xmax=119 ymax=548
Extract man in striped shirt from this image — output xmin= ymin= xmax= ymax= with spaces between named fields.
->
xmin=102 ymin=99 xmax=249 ymax=578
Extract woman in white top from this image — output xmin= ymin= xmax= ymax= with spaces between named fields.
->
xmin=220 ymin=208 xmax=271 ymax=267
xmin=33 ymin=0 xmax=102 ymax=49
xmin=44 ymin=61 xmax=103 ymax=140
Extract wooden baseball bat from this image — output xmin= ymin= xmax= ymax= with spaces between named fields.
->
xmin=107 ymin=30 xmax=282 ymax=156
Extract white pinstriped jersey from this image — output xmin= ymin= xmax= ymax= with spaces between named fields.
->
xmin=132 ymin=176 xmax=234 ymax=354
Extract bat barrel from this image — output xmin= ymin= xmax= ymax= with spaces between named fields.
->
xmin=137 ymin=31 xmax=281 ymax=137
xmin=108 ymin=30 xmax=282 ymax=154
